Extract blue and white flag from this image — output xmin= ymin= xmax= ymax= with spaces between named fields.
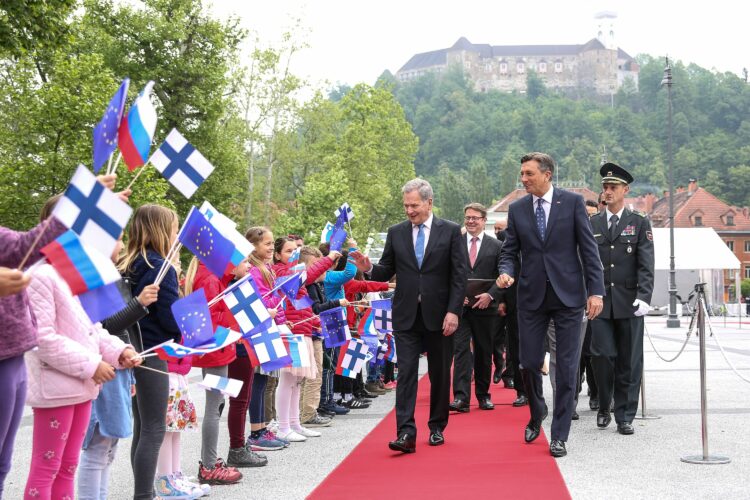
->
xmin=150 ymin=129 xmax=215 ymax=198
xmin=223 ymin=274 xmax=273 ymax=336
xmin=320 ymin=307 xmax=351 ymax=348
xmin=335 ymin=202 xmax=354 ymax=223
xmin=373 ymin=308 xmax=393 ymax=333
xmin=93 ymin=78 xmax=129 ymax=173
xmin=283 ymin=334 xmax=311 ymax=368
xmin=198 ymin=374 xmax=244 ymax=398
xmin=370 ymin=298 xmax=392 ymax=311
xmin=178 ymin=207 xmax=235 ymax=278
xmin=248 ymin=322 xmax=292 ymax=370
xmin=335 ymin=338 xmax=368 ymax=378
xmin=156 ymin=327 xmax=241 ymax=358
xmin=53 ymin=165 xmax=133 ymax=257
xmin=320 ymin=221 xmax=334 ymax=244
xmin=385 ymin=333 xmax=397 ymax=362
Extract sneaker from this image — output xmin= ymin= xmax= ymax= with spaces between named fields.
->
xmin=383 ymin=381 xmax=396 ymax=391
xmin=227 ymin=446 xmax=268 ymax=468
xmin=317 ymin=406 xmax=336 ymax=417
xmin=339 ymin=398 xmax=370 ymax=409
xmin=365 ymin=382 xmax=386 ymax=395
xmin=197 ymin=459 xmax=242 ymax=485
xmin=173 ymin=472 xmax=209 ymax=497
xmin=276 ymin=429 xmax=307 ymax=442
xmin=323 ymin=402 xmax=350 ymax=415
xmin=267 ymin=419 xmax=279 ymax=434
xmin=263 ymin=429 xmax=290 ymax=447
xmin=302 ymin=414 xmax=332 ymax=427
xmin=246 ymin=432 xmax=285 ymax=451
xmin=293 ymin=426 xmax=321 ymax=438
xmin=154 ymin=474 xmax=202 ymax=499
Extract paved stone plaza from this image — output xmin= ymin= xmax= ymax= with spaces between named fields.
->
xmin=4 ymin=316 xmax=749 ymax=499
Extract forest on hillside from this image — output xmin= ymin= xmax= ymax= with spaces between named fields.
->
xmin=380 ymin=58 xmax=750 ymax=222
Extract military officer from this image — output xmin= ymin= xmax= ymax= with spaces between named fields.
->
xmin=589 ymin=163 xmax=654 ymax=435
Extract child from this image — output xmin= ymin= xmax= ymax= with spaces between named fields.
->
xmin=188 ymin=256 xmax=263 ymax=481
xmin=24 ymin=198 xmax=140 ymax=499
xmin=294 ymin=245 xmax=344 ymax=427
xmin=0 ymin=217 xmax=67 ymax=497
xmin=119 ymin=204 xmax=183 ymax=500
xmin=78 ymin=234 xmax=159 ymax=500
xmin=271 ymin=237 xmax=332 ymax=439
xmin=304 ymin=246 xmax=351 ymax=417
xmin=245 ymin=227 xmax=289 ymax=451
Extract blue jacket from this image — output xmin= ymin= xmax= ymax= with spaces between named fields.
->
xmin=323 ymin=258 xmax=356 ymax=301
xmin=129 ymin=250 xmax=181 ymax=350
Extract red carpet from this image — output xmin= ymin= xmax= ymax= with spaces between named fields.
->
xmin=308 ymin=375 xmax=571 ymax=499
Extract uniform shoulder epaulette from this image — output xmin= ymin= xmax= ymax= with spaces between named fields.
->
xmin=634 ymin=211 xmax=647 ymax=217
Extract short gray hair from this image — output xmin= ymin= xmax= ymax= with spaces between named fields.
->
xmin=402 ymin=178 xmax=433 ymax=201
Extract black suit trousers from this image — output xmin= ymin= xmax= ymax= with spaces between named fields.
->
xmin=452 ymin=309 xmax=497 ymax=402
xmin=394 ymin=305 xmax=454 ymax=438
xmin=518 ymin=282 xmax=584 ymax=442
xmin=590 ymin=316 xmax=643 ymax=424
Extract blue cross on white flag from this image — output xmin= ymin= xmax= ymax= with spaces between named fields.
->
xmin=335 ymin=202 xmax=354 ymax=222
xmin=150 ymin=129 xmax=215 ymax=198
xmin=223 ymin=275 xmax=273 ymax=336
xmin=373 ymin=308 xmax=393 ymax=333
xmin=53 ymin=164 xmax=133 ymax=257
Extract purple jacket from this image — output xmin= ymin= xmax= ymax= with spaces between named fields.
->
xmin=0 ymin=218 xmax=66 ymax=361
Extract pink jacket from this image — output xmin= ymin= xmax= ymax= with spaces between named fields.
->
xmin=25 ymin=264 xmax=130 ymax=409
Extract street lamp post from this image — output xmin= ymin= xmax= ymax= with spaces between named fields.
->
xmin=662 ymin=57 xmax=680 ymax=328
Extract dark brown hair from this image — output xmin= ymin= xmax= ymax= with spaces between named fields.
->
xmin=520 ymin=152 xmax=555 ymax=174
xmin=463 ymin=202 xmax=487 ymax=218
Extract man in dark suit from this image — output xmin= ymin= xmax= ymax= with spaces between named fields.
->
xmin=496 ymin=152 xmax=604 ymax=458
xmin=589 ymin=163 xmax=654 ymax=435
xmin=352 ymin=178 xmax=467 ymax=453
xmin=450 ymin=203 xmax=503 ymax=413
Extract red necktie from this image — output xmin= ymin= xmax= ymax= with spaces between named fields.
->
xmin=469 ymin=237 xmax=478 ymax=267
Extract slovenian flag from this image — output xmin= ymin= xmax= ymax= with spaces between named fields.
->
xmin=357 ymin=308 xmax=378 ymax=337
xmin=282 ymin=334 xmax=310 ymax=368
xmin=156 ymin=326 xmax=241 ymax=359
xmin=118 ymin=81 xmax=157 ymax=171
xmin=41 ymin=230 xmax=121 ymax=296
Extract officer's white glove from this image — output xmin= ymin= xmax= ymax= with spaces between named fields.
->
xmin=633 ymin=299 xmax=650 ymax=317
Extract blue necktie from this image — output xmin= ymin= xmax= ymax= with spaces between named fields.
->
xmin=415 ymin=224 xmax=425 ymax=268
xmin=535 ymin=198 xmax=546 ymax=240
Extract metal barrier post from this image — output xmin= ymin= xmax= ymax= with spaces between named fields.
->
xmin=634 ymin=366 xmax=660 ymax=420
xmin=680 ymin=283 xmax=730 ymax=465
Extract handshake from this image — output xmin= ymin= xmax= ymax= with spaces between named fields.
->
xmin=495 ymin=274 xmax=515 ymax=288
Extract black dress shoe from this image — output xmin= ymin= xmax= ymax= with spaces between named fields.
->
xmin=428 ymin=430 xmax=444 ymax=446
xmin=448 ymin=399 xmax=470 ymax=413
xmin=617 ymin=422 xmax=634 ymax=435
xmin=503 ymin=378 xmax=515 ymax=389
xmin=478 ymin=398 xmax=495 ymax=410
xmin=589 ymin=397 xmax=599 ymax=411
xmin=524 ymin=405 xmax=548 ymax=443
xmin=596 ymin=411 xmax=612 ymax=428
xmin=388 ymin=434 xmax=416 ymax=453
xmin=493 ymin=371 xmax=502 ymax=384
xmin=512 ymin=394 xmax=529 ymax=407
xmin=549 ymin=439 xmax=567 ymax=457
xmin=572 ymin=410 xmax=579 ymax=420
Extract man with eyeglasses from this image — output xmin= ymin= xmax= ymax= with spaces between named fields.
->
xmin=449 ymin=203 xmax=504 ymax=413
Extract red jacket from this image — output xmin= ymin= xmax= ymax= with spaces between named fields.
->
xmin=191 ymin=263 xmax=239 ymax=368
xmin=344 ymin=279 xmax=389 ymax=330
xmin=272 ymin=256 xmax=335 ymax=336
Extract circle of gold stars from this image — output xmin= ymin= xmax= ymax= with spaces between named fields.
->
xmin=180 ymin=311 xmax=207 ymax=339
xmin=195 ymin=225 xmax=214 ymax=257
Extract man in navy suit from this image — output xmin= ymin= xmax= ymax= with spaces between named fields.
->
xmin=496 ymin=152 xmax=604 ymax=458
xmin=352 ymin=178 xmax=467 ymax=453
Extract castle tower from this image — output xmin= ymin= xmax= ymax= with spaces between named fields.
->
xmin=594 ymin=11 xmax=618 ymax=50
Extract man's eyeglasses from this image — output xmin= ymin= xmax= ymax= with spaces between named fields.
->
xmin=464 ymin=216 xmax=484 ymax=222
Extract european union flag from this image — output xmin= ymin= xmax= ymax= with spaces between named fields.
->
xmin=329 ymin=226 xmax=347 ymax=252
xmin=178 ymin=207 xmax=235 ymax=278
xmin=170 ymin=288 xmax=214 ymax=348
xmin=93 ymin=78 xmax=130 ymax=173
xmin=79 ymin=281 xmax=126 ymax=324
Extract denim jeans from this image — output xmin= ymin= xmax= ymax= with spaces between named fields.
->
xmin=78 ymin=424 xmax=119 ymax=500
xmin=366 ymin=363 xmax=383 ymax=384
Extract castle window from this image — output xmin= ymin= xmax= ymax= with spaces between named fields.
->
xmin=554 ymin=62 xmax=563 ymax=73
xmin=516 ymin=62 xmax=525 ymax=74
xmin=539 ymin=62 xmax=547 ymax=73
xmin=499 ymin=63 xmax=508 ymax=74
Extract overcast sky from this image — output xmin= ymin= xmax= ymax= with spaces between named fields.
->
xmin=209 ymin=0 xmax=749 ymax=91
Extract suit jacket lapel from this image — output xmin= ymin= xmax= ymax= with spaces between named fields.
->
xmin=544 ymin=189 xmax=563 ymax=243
xmin=422 ymin=216 xmax=442 ymax=266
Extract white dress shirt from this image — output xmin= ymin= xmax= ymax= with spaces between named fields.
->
xmin=413 ymin=213 xmax=433 ymax=249
xmin=466 ymin=230 xmax=484 ymax=256
xmin=532 ymin=185 xmax=554 ymax=225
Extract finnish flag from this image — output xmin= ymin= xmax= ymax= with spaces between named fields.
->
xmin=334 ymin=202 xmax=354 ymax=222
xmin=150 ymin=129 xmax=215 ymax=198
xmin=223 ymin=275 xmax=273 ymax=336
